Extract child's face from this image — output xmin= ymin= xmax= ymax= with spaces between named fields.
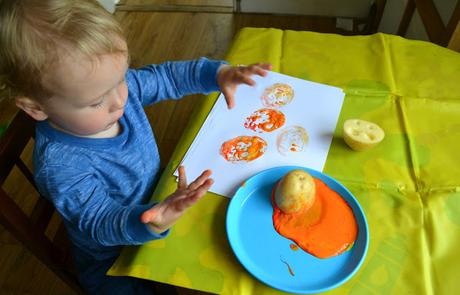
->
xmin=40 ymin=47 xmax=129 ymax=137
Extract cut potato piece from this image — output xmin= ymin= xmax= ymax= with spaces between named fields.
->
xmin=343 ymin=119 xmax=384 ymax=151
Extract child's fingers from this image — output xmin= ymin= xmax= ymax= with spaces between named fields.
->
xmin=246 ymin=63 xmax=271 ymax=74
xmin=178 ymin=165 xmax=187 ymax=189
xmin=258 ymin=62 xmax=272 ymax=71
xmin=173 ymin=179 xmax=213 ymax=212
xmin=193 ymin=178 xmax=214 ymax=198
xmin=188 ymin=169 xmax=212 ymax=191
xmin=222 ymin=89 xmax=235 ymax=109
xmin=234 ymin=68 xmax=256 ymax=85
xmin=239 ymin=75 xmax=256 ymax=86
xmin=184 ymin=179 xmax=214 ymax=207
xmin=252 ymin=65 xmax=270 ymax=77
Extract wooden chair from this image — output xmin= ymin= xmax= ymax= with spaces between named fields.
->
xmin=397 ymin=0 xmax=460 ymax=52
xmin=0 ymin=110 xmax=83 ymax=293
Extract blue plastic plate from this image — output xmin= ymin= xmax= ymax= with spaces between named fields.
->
xmin=226 ymin=166 xmax=369 ymax=294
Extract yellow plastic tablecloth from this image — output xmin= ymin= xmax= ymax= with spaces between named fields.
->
xmin=109 ymin=28 xmax=460 ymax=294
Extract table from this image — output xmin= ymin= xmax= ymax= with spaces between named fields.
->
xmin=109 ymin=28 xmax=460 ymax=294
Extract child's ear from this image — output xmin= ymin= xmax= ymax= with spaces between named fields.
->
xmin=15 ymin=97 xmax=48 ymax=121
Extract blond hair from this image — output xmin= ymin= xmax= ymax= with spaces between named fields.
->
xmin=0 ymin=0 xmax=126 ymax=100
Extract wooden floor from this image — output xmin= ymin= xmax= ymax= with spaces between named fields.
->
xmin=0 ymin=1 xmax=342 ymax=293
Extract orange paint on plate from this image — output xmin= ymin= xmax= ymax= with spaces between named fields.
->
xmin=290 ymin=243 xmax=299 ymax=251
xmin=272 ymin=178 xmax=357 ymax=259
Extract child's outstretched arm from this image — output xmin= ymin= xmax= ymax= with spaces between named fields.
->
xmin=128 ymin=58 xmax=227 ymax=106
xmin=140 ymin=166 xmax=213 ymax=233
xmin=217 ymin=63 xmax=272 ymax=109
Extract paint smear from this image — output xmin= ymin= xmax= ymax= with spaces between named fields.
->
xmin=290 ymin=244 xmax=299 ymax=251
xmin=280 ymin=258 xmax=295 ymax=276
xmin=272 ymin=178 xmax=358 ymax=259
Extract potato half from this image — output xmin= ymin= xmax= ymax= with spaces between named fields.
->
xmin=275 ymin=169 xmax=316 ymax=213
xmin=343 ymin=119 xmax=385 ymax=151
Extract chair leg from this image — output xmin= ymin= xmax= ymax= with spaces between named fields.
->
xmin=365 ymin=0 xmax=387 ymax=34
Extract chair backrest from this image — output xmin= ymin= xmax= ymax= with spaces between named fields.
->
xmin=397 ymin=0 xmax=460 ymax=52
xmin=0 ymin=110 xmax=83 ymax=293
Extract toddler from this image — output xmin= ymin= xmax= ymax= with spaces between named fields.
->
xmin=0 ymin=0 xmax=270 ymax=293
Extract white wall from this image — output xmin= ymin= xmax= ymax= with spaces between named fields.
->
xmin=241 ymin=0 xmax=456 ymax=42
xmin=240 ymin=0 xmax=372 ymax=18
xmin=378 ymin=0 xmax=457 ymax=41
xmin=97 ymin=0 xmax=119 ymax=13
xmin=97 ymin=0 xmax=456 ymax=41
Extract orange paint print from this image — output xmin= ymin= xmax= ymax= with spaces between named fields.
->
xmin=220 ymin=136 xmax=267 ymax=163
xmin=272 ymin=178 xmax=357 ymax=259
xmin=261 ymin=83 xmax=294 ymax=108
xmin=276 ymin=126 xmax=309 ymax=155
xmin=244 ymin=108 xmax=286 ymax=133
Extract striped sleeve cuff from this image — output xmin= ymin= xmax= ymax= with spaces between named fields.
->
xmin=199 ymin=57 xmax=228 ymax=93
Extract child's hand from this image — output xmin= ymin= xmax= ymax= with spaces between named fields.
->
xmin=140 ymin=166 xmax=213 ymax=234
xmin=217 ymin=63 xmax=272 ymax=109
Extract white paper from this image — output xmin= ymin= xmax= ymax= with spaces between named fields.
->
xmin=174 ymin=71 xmax=344 ymax=197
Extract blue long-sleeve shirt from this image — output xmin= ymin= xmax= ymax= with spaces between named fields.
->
xmin=33 ymin=58 xmax=225 ymax=260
